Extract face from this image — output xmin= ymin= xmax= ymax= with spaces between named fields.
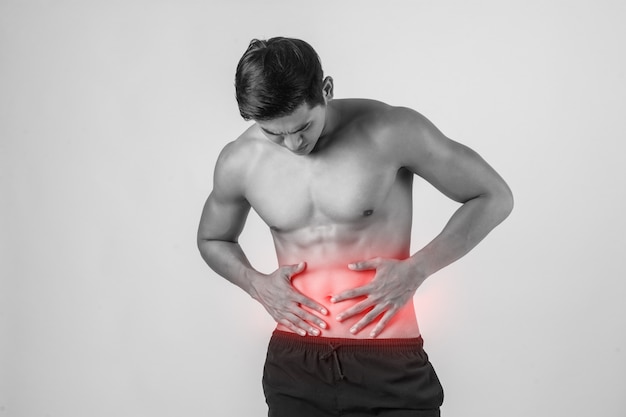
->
xmin=257 ymin=103 xmax=328 ymax=156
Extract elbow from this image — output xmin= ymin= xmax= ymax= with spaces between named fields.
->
xmin=495 ymin=183 xmax=514 ymax=223
xmin=503 ymin=180 xmax=514 ymax=214
xmin=196 ymin=228 xmax=207 ymax=252
xmin=196 ymin=235 xmax=209 ymax=258
xmin=196 ymin=234 xmax=237 ymax=252
xmin=196 ymin=231 xmax=215 ymax=254
xmin=474 ymin=182 xmax=513 ymax=225
xmin=196 ymin=235 xmax=206 ymax=253
xmin=196 ymin=235 xmax=218 ymax=264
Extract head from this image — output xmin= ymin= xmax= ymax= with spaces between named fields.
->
xmin=235 ymin=37 xmax=332 ymax=121
xmin=235 ymin=37 xmax=334 ymax=154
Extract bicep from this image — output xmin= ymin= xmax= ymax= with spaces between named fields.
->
xmin=197 ymin=142 xmax=252 ymax=243
xmin=197 ymin=191 xmax=251 ymax=243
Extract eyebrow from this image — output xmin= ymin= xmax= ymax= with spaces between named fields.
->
xmin=260 ymin=122 xmax=310 ymax=136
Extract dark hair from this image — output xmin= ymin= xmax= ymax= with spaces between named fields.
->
xmin=235 ymin=37 xmax=325 ymax=121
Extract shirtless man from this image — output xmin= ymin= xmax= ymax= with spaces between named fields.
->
xmin=197 ymin=37 xmax=513 ymax=417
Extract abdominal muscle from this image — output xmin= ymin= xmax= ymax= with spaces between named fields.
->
xmin=275 ymin=266 xmax=421 ymax=339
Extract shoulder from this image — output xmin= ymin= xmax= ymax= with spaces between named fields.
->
xmin=343 ymin=100 xmax=446 ymax=161
xmin=375 ymin=104 xmax=438 ymax=140
xmin=336 ymin=98 xmax=394 ymax=127
xmin=339 ymin=99 xmax=434 ymax=138
xmin=372 ymin=106 xmax=482 ymax=180
xmin=212 ymin=126 xmax=267 ymax=199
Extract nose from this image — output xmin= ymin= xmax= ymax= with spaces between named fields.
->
xmin=284 ymin=134 xmax=303 ymax=151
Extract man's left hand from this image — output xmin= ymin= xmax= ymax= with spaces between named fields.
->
xmin=331 ymin=257 xmax=426 ymax=338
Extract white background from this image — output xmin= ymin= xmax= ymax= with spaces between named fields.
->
xmin=2 ymin=1 xmax=625 ymax=416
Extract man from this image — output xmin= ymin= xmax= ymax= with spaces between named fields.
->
xmin=198 ymin=37 xmax=513 ymax=417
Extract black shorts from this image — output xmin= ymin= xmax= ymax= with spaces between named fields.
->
xmin=262 ymin=330 xmax=444 ymax=417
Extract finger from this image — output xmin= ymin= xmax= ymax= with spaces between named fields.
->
xmin=291 ymin=261 xmax=306 ymax=275
xmin=335 ymin=298 xmax=374 ymax=322
xmin=348 ymin=258 xmax=381 ymax=271
xmin=282 ymin=262 xmax=307 ymax=280
xmin=278 ymin=316 xmax=308 ymax=336
xmin=279 ymin=313 xmax=320 ymax=337
xmin=349 ymin=304 xmax=387 ymax=335
xmin=369 ymin=307 xmax=397 ymax=338
xmin=296 ymin=294 xmax=329 ymax=316
xmin=330 ymin=285 xmax=370 ymax=303
xmin=292 ymin=303 xmax=328 ymax=331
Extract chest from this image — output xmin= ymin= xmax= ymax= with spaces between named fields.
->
xmin=246 ymin=145 xmax=404 ymax=231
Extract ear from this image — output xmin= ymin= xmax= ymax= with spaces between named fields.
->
xmin=322 ymin=76 xmax=334 ymax=103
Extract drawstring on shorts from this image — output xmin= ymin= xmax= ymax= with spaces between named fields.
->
xmin=269 ymin=330 xmax=424 ymax=384
xmin=321 ymin=344 xmax=345 ymax=380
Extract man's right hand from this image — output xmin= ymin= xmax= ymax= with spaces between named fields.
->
xmin=250 ymin=262 xmax=328 ymax=336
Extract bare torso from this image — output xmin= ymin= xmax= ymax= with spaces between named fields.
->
xmin=286 ymin=268 xmax=420 ymax=338
xmin=241 ymin=99 xmax=421 ymax=338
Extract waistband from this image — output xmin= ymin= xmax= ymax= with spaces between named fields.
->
xmin=270 ymin=330 xmax=423 ymax=354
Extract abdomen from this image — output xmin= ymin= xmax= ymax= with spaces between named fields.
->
xmin=279 ymin=267 xmax=420 ymax=338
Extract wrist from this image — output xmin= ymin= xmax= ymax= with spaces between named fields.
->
xmin=243 ymin=268 xmax=264 ymax=300
xmin=405 ymin=253 xmax=430 ymax=285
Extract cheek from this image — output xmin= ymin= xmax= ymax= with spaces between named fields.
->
xmin=308 ymin=125 xmax=324 ymax=141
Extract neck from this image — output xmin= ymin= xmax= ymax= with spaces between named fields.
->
xmin=318 ymin=102 xmax=341 ymax=147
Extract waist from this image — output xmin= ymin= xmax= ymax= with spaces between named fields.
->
xmin=270 ymin=329 xmax=424 ymax=352
xmin=281 ymin=268 xmax=420 ymax=339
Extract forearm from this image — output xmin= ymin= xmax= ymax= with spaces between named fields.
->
xmin=410 ymin=191 xmax=513 ymax=278
xmin=197 ymin=238 xmax=261 ymax=297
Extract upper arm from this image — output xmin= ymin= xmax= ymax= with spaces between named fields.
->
xmin=390 ymin=107 xmax=512 ymax=204
xmin=197 ymin=142 xmax=251 ymax=244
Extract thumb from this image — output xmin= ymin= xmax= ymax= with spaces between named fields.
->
xmin=285 ymin=261 xmax=306 ymax=278
xmin=348 ymin=258 xmax=380 ymax=271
